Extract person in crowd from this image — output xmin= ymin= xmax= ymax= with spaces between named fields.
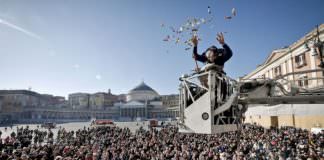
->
xmin=0 ymin=123 xmax=323 ymax=159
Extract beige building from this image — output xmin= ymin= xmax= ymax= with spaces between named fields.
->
xmin=41 ymin=94 xmax=66 ymax=107
xmin=0 ymin=90 xmax=45 ymax=112
xmin=89 ymin=90 xmax=118 ymax=110
xmin=242 ymin=24 xmax=324 ymax=130
xmin=68 ymin=93 xmax=90 ymax=110
xmin=243 ymin=24 xmax=324 ymax=88
xmin=0 ymin=90 xmax=68 ymax=123
xmin=89 ymin=93 xmax=106 ymax=110
xmin=161 ymin=94 xmax=179 ymax=108
xmin=69 ymin=90 xmax=119 ymax=110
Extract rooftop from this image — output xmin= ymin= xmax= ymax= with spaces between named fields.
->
xmin=129 ymin=82 xmax=157 ymax=93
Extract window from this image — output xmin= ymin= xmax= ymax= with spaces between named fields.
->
xmin=274 ymin=66 xmax=282 ymax=77
xmin=297 ymin=76 xmax=308 ymax=87
xmin=295 ymin=53 xmax=307 ymax=68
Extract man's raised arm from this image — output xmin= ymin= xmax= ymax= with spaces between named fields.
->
xmin=217 ymin=33 xmax=233 ymax=63
xmin=192 ymin=35 xmax=207 ymax=63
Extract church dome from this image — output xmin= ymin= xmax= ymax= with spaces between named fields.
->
xmin=129 ymin=82 xmax=157 ymax=93
xmin=127 ymin=82 xmax=159 ymax=102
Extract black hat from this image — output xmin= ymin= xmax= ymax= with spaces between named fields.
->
xmin=203 ymin=45 xmax=224 ymax=56
xmin=204 ymin=45 xmax=218 ymax=54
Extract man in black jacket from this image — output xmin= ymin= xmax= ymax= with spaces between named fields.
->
xmin=192 ymin=33 xmax=233 ymax=70
xmin=191 ymin=33 xmax=233 ymax=101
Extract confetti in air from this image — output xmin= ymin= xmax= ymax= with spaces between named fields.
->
xmin=225 ymin=16 xmax=232 ymax=20
xmin=163 ymin=35 xmax=170 ymax=42
xmin=225 ymin=8 xmax=237 ymax=20
xmin=169 ymin=26 xmax=176 ymax=32
xmin=161 ymin=5 xmax=234 ymax=52
xmin=201 ymin=18 xmax=206 ymax=24
xmin=175 ymin=38 xmax=180 ymax=44
xmin=232 ymin=8 xmax=237 ymax=17
xmin=161 ymin=16 xmax=212 ymax=51
xmin=179 ymin=27 xmax=183 ymax=32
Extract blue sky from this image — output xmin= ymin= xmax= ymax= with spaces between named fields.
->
xmin=0 ymin=0 xmax=323 ymax=97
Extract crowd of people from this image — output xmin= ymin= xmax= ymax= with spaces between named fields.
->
xmin=0 ymin=123 xmax=323 ymax=159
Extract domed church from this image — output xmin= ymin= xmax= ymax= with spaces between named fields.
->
xmin=126 ymin=81 xmax=159 ymax=102
xmin=115 ymin=81 xmax=178 ymax=121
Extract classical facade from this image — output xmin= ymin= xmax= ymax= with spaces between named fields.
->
xmin=243 ymin=24 xmax=324 ymax=89
xmin=0 ymin=90 xmax=65 ymax=112
xmin=242 ymin=24 xmax=324 ymax=130
xmin=0 ymin=90 xmax=68 ymax=124
xmin=116 ymin=82 xmax=179 ymax=120
xmin=1 ymin=83 xmax=180 ymax=123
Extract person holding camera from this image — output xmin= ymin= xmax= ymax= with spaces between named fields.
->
xmin=191 ymin=33 xmax=233 ymax=70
